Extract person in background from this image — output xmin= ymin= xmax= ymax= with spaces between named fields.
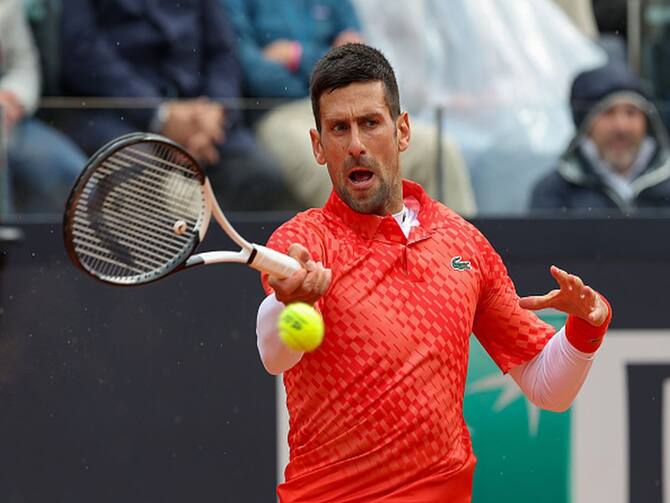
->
xmin=0 ymin=0 xmax=85 ymax=214
xmin=530 ymin=60 xmax=670 ymax=213
xmin=223 ymin=0 xmax=475 ymax=215
xmin=59 ymin=0 xmax=286 ymax=211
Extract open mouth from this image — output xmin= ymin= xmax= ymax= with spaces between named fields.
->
xmin=348 ymin=169 xmax=375 ymax=186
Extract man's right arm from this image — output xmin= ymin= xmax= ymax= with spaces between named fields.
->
xmin=256 ymin=243 xmax=332 ymax=374
xmin=256 ymin=293 xmax=304 ymax=375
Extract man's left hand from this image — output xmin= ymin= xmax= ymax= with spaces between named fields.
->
xmin=518 ymin=265 xmax=609 ymax=326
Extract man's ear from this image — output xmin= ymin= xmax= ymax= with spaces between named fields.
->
xmin=397 ymin=112 xmax=410 ymax=153
xmin=310 ymin=128 xmax=327 ymax=165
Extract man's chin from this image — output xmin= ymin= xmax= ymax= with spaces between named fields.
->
xmin=604 ymin=151 xmax=637 ymax=174
xmin=340 ymin=189 xmax=386 ymax=215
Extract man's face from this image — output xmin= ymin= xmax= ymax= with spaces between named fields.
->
xmin=309 ymin=81 xmax=410 ymax=215
xmin=588 ymin=102 xmax=647 ymax=175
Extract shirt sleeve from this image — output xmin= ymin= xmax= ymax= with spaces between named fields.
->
xmin=256 ymin=293 xmax=304 ymax=374
xmin=508 ymin=326 xmax=596 ymax=411
xmin=471 ymin=231 xmax=555 ymax=373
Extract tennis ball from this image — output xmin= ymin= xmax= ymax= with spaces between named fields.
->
xmin=278 ymin=302 xmax=324 ymax=352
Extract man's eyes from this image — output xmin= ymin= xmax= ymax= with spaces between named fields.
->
xmin=330 ymin=118 xmax=379 ymax=132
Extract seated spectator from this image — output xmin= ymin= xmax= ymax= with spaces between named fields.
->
xmin=0 ymin=0 xmax=85 ymax=214
xmin=530 ymin=61 xmax=670 ymax=214
xmin=223 ymin=0 xmax=475 ymax=215
xmin=58 ymin=0 xmax=286 ymax=211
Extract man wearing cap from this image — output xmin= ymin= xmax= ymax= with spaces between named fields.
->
xmin=529 ymin=60 xmax=670 ymax=213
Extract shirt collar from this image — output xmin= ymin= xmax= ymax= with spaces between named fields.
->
xmin=322 ymin=179 xmax=435 ymax=243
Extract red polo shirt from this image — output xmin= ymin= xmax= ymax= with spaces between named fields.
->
xmin=262 ymin=180 xmax=554 ymax=502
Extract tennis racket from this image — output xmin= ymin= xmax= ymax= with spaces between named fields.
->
xmin=63 ymin=132 xmax=301 ymax=285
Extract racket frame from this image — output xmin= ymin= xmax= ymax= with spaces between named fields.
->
xmin=64 ymin=132 xmax=300 ymax=286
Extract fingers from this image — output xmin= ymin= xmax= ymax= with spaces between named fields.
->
xmin=551 ymin=265 xmax=588 ymax=293
xmin=550 ymin=265 xmax=571 ymax=289
xmin=587 ymin=293 xmax=609 ymax=326
xmin=585 ymin=285 xmax=598 ymax=304
xmin=287 ymin=243 xmax=312 ymax=265
xmin=519 ymin=289 xmax=560 ymax=310
xmin=270 ymin=261 xmax=331 ymax=305
xmin=518 ymin=295 xmax=546 ymax=310
xmin=268 ymin=267 xmax=307 ymax=298
xmin=269 ymin=243 xmax=332 ymax=305
xmin=547 ymin=265 xmax=609 ymax=324
xmin=299 ymin=261 xmax=332 ymax=301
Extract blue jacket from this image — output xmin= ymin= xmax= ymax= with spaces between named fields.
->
xmin=530 ymin=61 xmax=670 ymax=214
xmin=222 ymin=0 xmax=360 ymax=98
xmin=61 ymin=0 xmax=243 ymax=130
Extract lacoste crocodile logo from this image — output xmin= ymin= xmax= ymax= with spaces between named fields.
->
xmin=451 ymin=256 xmax=472 ymax=271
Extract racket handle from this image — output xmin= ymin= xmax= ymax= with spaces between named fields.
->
xmin=249 ymin=245 xmax=302 ymax=278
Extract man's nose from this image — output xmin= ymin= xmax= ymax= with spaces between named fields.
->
xmin=612 ymin=110 xmax=633 ymax=130
xmin=347 ymin=126 xmax=366 ymax=158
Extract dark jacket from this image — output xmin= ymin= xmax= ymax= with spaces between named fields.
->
xmin=60 ymin=0 xmax=243 ymax=132
xmin=530 ymin=61 xmax=670 ymax=214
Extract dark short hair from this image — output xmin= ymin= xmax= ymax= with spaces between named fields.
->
xmin=310 ymin=43 xmax=401 ymax=131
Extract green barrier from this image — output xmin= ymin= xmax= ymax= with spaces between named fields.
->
xmin=465 ymin=311 xmax=569 ymax=503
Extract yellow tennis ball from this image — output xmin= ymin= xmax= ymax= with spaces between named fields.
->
xmin=278 ymin=302 xmax=324 ymax=352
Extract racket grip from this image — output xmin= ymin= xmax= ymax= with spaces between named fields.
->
xmin=249 ymin=244 xmax=302 ymax=278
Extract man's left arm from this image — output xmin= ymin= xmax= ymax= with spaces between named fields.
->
xmin=509 ymin=266 xmax=612 ymax=411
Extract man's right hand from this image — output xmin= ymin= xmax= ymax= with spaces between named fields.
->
xmin=268 ymin=243 xmax=332 ymax=305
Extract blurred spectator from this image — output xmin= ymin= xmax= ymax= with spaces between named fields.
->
xmin=223 ymin=0 xmax=476 ymax=215
xmin=59 ymin=0 xmax=286 ymax=211
xmin=0 ymin=0 xmax=85 ymax=214
xmin=530 ymin=61 xmax=670 ymax=214
xmin=352 ymin=0 xmax=604 ymax=215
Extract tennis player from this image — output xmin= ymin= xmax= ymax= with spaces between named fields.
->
xmin=256 ymin=43 xmax=611 ymax=502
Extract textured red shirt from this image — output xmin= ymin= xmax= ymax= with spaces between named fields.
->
xmin=262 ymin=181 xmax=554 ymax=502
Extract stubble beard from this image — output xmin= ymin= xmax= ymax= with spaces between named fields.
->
xmin=602 ymin=137 xmax=642 ymax=176
xmin=336 ymin=154 xmax=397 ymax=215
xmin=338 ymin=178 xmax=392 ymax=215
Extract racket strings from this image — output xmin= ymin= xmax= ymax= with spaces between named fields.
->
xmin=70 ymin=142 xmax=206 ymax=283
xmin=86 ymin=162 xmax=195 ymax=230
